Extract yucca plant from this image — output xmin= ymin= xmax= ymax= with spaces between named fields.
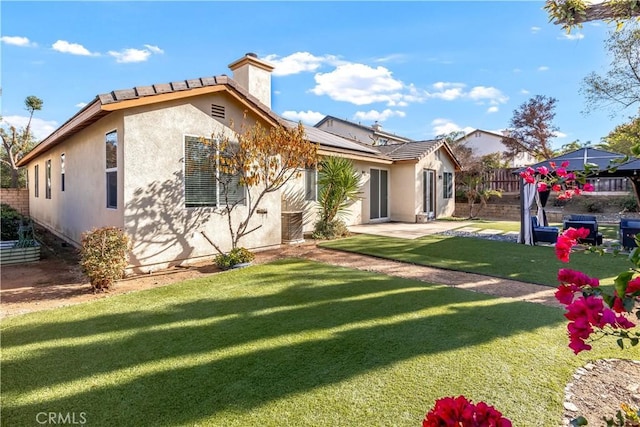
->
xmin=313 ymin=157 xmax=361 ymax=239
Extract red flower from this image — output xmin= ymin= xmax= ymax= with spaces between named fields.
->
xmin=582 ymin=183 xmax=595 ymax=192
xmin=423 ymin=396 xmax=512 ymax=427
xmin=552 ymin=184 xmax=561 ymax=192
xmin=536 ymin=166 xmax=549 ymax=175
xmin=555 ymin=228 xmax=589 ymax=263
xmin=626 ymin=277 xmax=640 ymax=294
xmin=537 ymin=182 xmax=549 ymax=192
xmin=561 ymin=161 xmax=570 ymax=168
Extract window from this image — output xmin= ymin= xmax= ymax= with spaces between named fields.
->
xmin=443 ymin=172 xmax=453 ymax=199
xmin=304 ymin=167 xmax=317 ymax=201
xmin=106 ymin=131 xmax=117 ymax=209
xmin=61 ymin=153 xmax=65 ymax=191
xmin=184 ymin=136 xmax=244 ymax=207
xmin=45 ymin=159 xmax=52 ymax=199
xmin=34 ymin=164 xmax=39 ymax=198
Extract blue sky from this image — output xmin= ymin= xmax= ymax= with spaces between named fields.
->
xmin=1 ymin=1 xmax=631 ymax=148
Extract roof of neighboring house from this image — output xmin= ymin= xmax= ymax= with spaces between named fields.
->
xmin=458 ymin=128 xmax=507 ymax=140
xmin=18 ymin=75 xmax=284 ymax=167
xmin=377 ymin=140 xmax=463 ymax=170
xmin=284 ymin=120 xmax=387 ymax=159
xmin=314 ymin=115 xmax=414 ymax=143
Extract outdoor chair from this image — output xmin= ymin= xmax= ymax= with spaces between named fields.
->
xmin=531 ymin=217 xmax=559 ymax=244
xmin=563 ymin=214 xmax=603 ymax=246
xmin=619 ymin=218 xmax=640 ymax=250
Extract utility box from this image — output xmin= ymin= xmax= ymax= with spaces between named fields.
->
xmin=281 ymin=211 xmax=304 ymax=244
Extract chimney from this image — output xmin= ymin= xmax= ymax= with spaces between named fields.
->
xmin=372 ymin=121 xmax=382 ymax=132
xmin=228 ymin=52 xmax=275 ymax=108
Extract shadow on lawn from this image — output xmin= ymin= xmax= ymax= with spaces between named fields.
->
xmin=1 ymin=259 xmax=564 ymax=426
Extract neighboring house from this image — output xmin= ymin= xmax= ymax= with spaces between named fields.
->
xmin=18 ymin=53 xmax=461 ymax=272
xmin=455 ymin=129 xmax=535 ymax=167
xmin=314 ymin=115 xmax=413 ymax=146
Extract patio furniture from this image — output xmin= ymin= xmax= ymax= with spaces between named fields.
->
xmin=562 ymin=214 xmax=603 ymax=246
xmin=619 ymin=218 xmax=640 ymax=250
xmin=531 ymin=217 xmax=559 ymax=244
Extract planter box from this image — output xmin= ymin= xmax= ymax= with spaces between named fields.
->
xmin=1 ymin=240 xmax=41 ymax=265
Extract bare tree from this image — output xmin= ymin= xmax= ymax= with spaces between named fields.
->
xmin=503 ymin=95 xmax=559 ymax=160
xmin=1 ymin=96 xmax=43 ymax=188
xmin=582 ymin=25 xmax=640 ymax=116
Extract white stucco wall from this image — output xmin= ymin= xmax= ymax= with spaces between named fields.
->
xmin=25 ymin=112 xmax=125 ymax=246
xmin=123 ymin=100 xmax=282 ymax=271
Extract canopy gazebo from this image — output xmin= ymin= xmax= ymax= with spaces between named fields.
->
xmin=516 ymin=148 xmax=640 ymax=245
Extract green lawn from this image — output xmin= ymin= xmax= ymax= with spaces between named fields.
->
xmin=320 ymin=234 xmax=630 ymax=286
xmin=460 ymin=220 xmax=619 ymax=240
xmin=1 ymin=260 xmax=635 ymax=426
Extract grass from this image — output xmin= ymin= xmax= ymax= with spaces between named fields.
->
xmin=2 ymin=260 xmax=634 ymax=426
xmin=320 ymin=233 xmax=631 ymax=286
xmin=453 ymin=219 xmax=619 ymax=240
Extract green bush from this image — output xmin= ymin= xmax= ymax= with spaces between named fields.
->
xmin=618 ymin=195 xmax=639 ymax=212
xmin=80 ymin=227 xmax=130 ymax=292
xmin=312 ymin=219 xmax=349 ymax=240
xmin=581 ymin=198 xmax=605 ymax=213
xmin=214 ymin=247 xmax=255 ymax=270
xmin=1 ymin=203 xmax=25 ymax=241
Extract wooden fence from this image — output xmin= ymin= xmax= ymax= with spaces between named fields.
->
xmin=457 ymin=169 xmax=631 ymax=194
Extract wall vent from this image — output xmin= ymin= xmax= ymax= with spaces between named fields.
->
xmin=211 ymin=104 xmax=225 ymax=119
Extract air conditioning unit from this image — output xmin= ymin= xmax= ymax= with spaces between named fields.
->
xmin=281 ymin=211 xmax=304 ymax=244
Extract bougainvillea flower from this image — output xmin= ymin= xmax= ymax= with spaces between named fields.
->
xmin=536 ymin=166 xmax=549 ymax=175
xmin=552 ymin=184 xmax=561 ymax=192
xmin=550 ymin=161 xmax=557 ymax=168
xmin=537 ymin=182 xmax=549 ymax=192
xmin=626 ymin=277 xmax=640 ymax=294
xmin=555 ymin=228 xmax=589 ymax=262
xmin=561 ymin=161 xmax=570 ymax=168
xmin=557 ymin=268 xmax=599 ymax=288
xmin=582 ymin=183 xmax=595 ymax=192
xmin=423 ymin=396 xmax=512 ymax=427
xmin=556 ymin=167 xmax=568 ymax=177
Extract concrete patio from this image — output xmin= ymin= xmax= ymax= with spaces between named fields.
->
xmin=348 ymin=221 xmax=474 ymax=239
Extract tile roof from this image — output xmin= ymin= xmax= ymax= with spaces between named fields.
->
xmin=285 ymin=121 xmax=384 ymax=157
xmin=377 ymin=140 xmax=442 ymax=161
xmin=314 ymin=115 xmax=414 ymax=142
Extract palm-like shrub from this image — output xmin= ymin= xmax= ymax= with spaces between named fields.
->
xmin=313 ymin=157 xmax=361 ymax=239
xmin=80 ymin=227 xmax=130 ymax=292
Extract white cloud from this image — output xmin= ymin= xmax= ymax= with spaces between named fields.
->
xmin=108 ymin=48 xmax=151 ymax=63
xmin=353 ymin=109 xmax=406 ymax=122
xmin=553 ymin=131 xmax=568 ymax=138
xmin=558 ymin=32 xmax=585 ymax=40
xmin=2 ymin=115 xmax=58 ymax=140
xmin=264 ymin=52 xmax=341 ymax=76
xmin=75 ymin=102 xmax=87 ymax=108
xmin=52 ymin=40 xmax=97 ymax=56
xmin=374 ymin=53 xmax=408 ymax=63
xmin=538 ymin=66 xmax=550 ymax=71
xmin=1 ymin=36 xmax=36 ymax=47
xmin=487 ymin=106 xmax=499 ymax=114
xmin=311 ymin=63 xmax=406 ymax=105
xmin=513 ymin=68 xmax=522 ymax=73
xmin=144 ymin=44 xmax=164 ymax=54
xmin=429 ymin=82 xmax=466 ymax=101
xmin=520 ymin=89 xmax=530 ymax=95
xmin=468 ymin=86 xmax=509 ymax=104
xmin=430 ymin=118 xmax=474 ymax=137
xmin=531 ymin=26 xmax=541 ymax=33
xmin=281 ymin=110 xmax=326 ymax=125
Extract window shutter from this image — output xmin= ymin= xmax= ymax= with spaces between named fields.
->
xmin=185 ymin=136 xmax=217 ymax=207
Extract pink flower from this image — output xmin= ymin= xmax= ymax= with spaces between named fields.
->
xmin=537 ymin=182 xmax=549 ymax=192
xmin=555 ymin=228 xmax=590 ymax=263
xmin=582 ymin=183 xmax=595 ymax=192
xmin=561 ymin=161 xmax=570 ymax=168
xmin=552 ymin=184 xmax=561 ymax=192
xmin=556 ymin=167 xmax=568 ymax=177
xmin=549 ymin=161 xmax=557 ymax=169
xmin=536 ymin=166 xmax=549 ymax=175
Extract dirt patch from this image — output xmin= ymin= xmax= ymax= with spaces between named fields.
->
xmin=1 ymin=230 xmax=639 ymax=425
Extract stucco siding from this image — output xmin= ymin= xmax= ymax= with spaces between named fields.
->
xmin=123 ymin=102 xmax=281 ymax=271
xmin=389 ymin=163 xmax=416 ymax=222
xmin=26 ymin=112 xmax=125 ymax=246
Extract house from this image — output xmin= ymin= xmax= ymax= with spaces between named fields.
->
xmin=18 ymin=53 xmax=461 ymax=272
xmin=455 ymin=129 xmax=535 ymax=167
xmin=314 ymin=115 xmax=413 ymax=146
